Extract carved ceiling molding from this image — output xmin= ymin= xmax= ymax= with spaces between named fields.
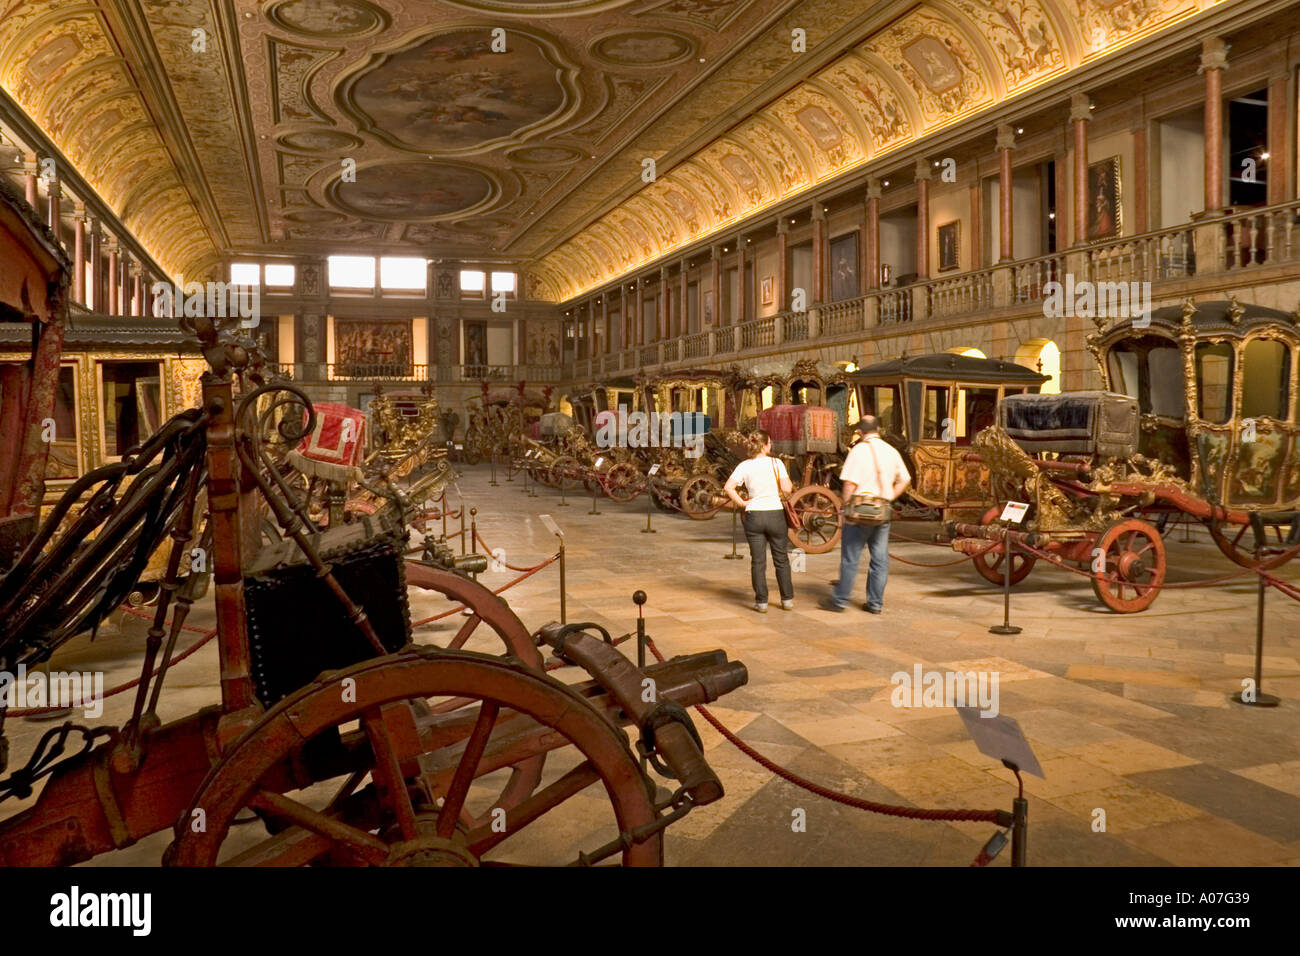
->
xmin=532 ymin=0 xmax=1224 ymax=302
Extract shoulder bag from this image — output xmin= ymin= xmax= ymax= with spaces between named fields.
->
xmin=842 ymin=440 xmax=891 ymax=526
xmin=771 ymin=459 xmax=802 ymax=531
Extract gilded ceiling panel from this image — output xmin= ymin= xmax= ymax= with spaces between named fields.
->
xmin=535 ymin=0 xmax=1227 ymax=300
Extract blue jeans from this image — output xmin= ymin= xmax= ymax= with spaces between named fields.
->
xmin=831 ymin=521 xmax=890 ymax=611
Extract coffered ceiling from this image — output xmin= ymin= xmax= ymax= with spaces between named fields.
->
xmin=0 ymin=0 xmax=1230 ymax=295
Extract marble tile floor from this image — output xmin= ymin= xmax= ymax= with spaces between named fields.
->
xmin=4 ymin=464 xmax=1298 ymax=867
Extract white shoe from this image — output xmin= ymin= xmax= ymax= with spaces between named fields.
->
xmin=780 ymin=599 xmax=794 ymax=611
xmin=753 ymin=602 xmax=768 ymax=613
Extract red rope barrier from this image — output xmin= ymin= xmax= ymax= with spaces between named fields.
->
xmin=643 ymin=637 xmax=1006 ymax=826
xmin=409 ymin=552 xmax=559 ymax=627
xmin=8 ymin=615 xmax=219 ymax=717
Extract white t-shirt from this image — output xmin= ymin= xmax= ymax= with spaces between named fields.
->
xmin=839 ymin=435 xmax=909 ymax=499
xmin=727 ymin=455 xmax=790 ymax=511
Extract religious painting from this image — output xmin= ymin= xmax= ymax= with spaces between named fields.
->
xmin=760 ymin=275 xmax=775 ymax=306
xmin=830 ymin=232 xmax=859 ymax=301
xmin=464 ymin=320 xmax=487 ymax=367
xmin=526 ymin=320 xmax=561 ymax=366
xmin=937 ymin=220 xmax=960 ymax=272
xmin=334 ymin=318 xmax=412 ymax=377
xmin=1087 ymin=155 xmax=1122 ymax=241
xmin=702 ymin=289 xmax=714 ymax=326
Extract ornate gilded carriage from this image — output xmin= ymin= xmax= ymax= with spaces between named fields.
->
xmin=946 ymin=298 xmax=1300 ymax=613
xmin=846 ymin=353 xmax=1048 ymax=520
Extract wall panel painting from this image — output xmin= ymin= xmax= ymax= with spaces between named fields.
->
xmin=335 ymin=318 xmax=413 ymax=377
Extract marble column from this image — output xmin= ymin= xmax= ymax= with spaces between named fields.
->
xmin=865 ymin=179 xmax=881 ymax=290
xmin=1070 ymin=92 xmax=1092 ymax=244
xmin=997 ymin=125 xmax=1016 ymax=261
xmin=23 ymin=152 xmax=37 ymax=208
xmin=914 ymin=158 xmax=932 ymax=278
xmin=811 ymin=203 xmax=826 ymax=304
xmin=73 ymin=203 xmax=86 ymax=305
xmin=106 ymin=241 xmax=119 ymax=317
xmin=658 ymin=266 xmax=669 ymax=340
xmin=1199 ymin=38 xmax=1228 ymax=214
xmin=1133 ymin=125 xmax=1149 ymax=233
xmin=736 ymin=237 xmax=747 ymax=322
xmin=1267 ymin=72 xmax=1288 ymax=206
xmin=776 ymin=216 xmax=789 ymax=311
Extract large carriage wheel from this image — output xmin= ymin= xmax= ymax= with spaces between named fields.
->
xmin=971 ymin=506 xmax=1037 ymax=586
xmin=1206 ymin=515 xmax=1300 ymax=571
xmin=1090 ymin=518 xmax=1166 ymax=613
xmin=787 ymin=485 xmax=842 ymax=554
xmin=602 ymin=462 xmax=642 ymax=503
xmin=461 ymin=438 xmax=482 ymax=467
xmin=165 ymin=649 xmax=661 ymax=867
xmin=679 ymin=474 xmax=724 ymax=520
xmin=548 ymin=455 xmax=583 ymax=492
xmin=403 ymin=564 xmax=545 ymax=823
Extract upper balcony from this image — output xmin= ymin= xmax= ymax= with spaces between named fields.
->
xmin=566 ymin=200 xmax=1300 ymax=382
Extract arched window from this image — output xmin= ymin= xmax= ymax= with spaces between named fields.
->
xmin=947 ymin=347 xmax=987 ymax=358
xmin=1014 ymin=339 xmax=1061 ymax=394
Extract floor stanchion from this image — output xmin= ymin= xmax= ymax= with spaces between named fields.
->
xmin=641 ymin=486 xmax=656 ymax=533
xmin=1233 ymin=565 xmax=1281 ymax=707
xmin=723 ymin=507 xmax=741 ymax=559
xmin=989 ymin=523 xmax=1022 ymax=635
xmin=588 ymin=479 xmax=601 ymax=515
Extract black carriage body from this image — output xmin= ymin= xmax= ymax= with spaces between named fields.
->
xmin=998 ymin=391 xmax=1139 ymax=459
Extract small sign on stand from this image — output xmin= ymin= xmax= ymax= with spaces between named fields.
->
xmin=642 ymin=464 xmax=660 ymax=534
xmin=990 ymin=500 xmax=1028 ymax=635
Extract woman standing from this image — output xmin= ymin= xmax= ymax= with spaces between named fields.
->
xmin=723 ymin=429 xmax=795 ymax=612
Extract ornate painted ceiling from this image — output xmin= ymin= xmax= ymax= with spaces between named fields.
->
xmin=0 ymin=0 xmax=1228 ymax=296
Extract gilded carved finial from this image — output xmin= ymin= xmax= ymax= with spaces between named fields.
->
xmin=1226 ymin=293 xmax=1245 ymax=326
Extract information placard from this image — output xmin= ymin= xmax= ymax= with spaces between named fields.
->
xmin=647 ymin=463 xmax=661 ymax=476
xmin=999 ymin=501 xmax=1030 ymax=524
xmin=538 ymin=514 xmax=563 ymax=537
xmin=956 ymin=707 xmax=1044 ymax=777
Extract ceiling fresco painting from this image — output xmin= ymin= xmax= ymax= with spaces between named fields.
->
xmin=0 ymin=0 xmax=1227 ymax=296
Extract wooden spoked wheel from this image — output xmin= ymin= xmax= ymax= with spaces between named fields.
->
xmin=403 ymin=564 xmax=544 ymax=824
xmin=165 ymin=649 xmax=661 ymax=867
xmin=971 ymin=506 xmax=1038 ymax=586
xmin=786 ymin=485 xmax=842 ymax=554
xmin=602 ymin=462 xmax=641 ymax=502
xmin=1205 ymin=515 xmax=1300 ymax=571
xmin=1090 ymin=518 xmax=1166 ymax=613
xmin=679 ymin=474 xmax=724 ymax=520
xmin=548 ymin=455 xmax=583 ymax=492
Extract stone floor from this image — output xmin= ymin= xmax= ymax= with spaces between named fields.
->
xmin=4 ymin=462 xmax=1300 ymax=866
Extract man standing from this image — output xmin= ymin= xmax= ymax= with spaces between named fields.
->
xmin=818 ymin=416 xmax=911 ymax=613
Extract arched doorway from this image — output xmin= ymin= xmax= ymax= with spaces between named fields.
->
xmin=1014 ymin=339 xmax=1061 ymax=394
xmin=947 ymin=347 xmax=987 ymax=358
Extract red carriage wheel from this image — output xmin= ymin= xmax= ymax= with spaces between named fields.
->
xmin=1206 ymin=515 xmax=1300 ymax=571
xmin=971 ymin=506 xmax=1037 ymax=586
xmin=602 ymin=462 xmax=641 ymax=502
xmin=164 ymin=649 xmax=661 ymax=867
xmin=548 ymin=455 xmax=582 ymax=491
xmin=1090 ymin=518 xmax=1166 ymax=613
xmin=786 ymin=485 xmax=842 ymax=554
xmin=403 ymin=564 xmax=544 ymax=824
xmin=679 ymin=474 xmax=724 ymax=520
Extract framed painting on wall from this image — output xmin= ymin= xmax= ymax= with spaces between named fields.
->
xmin=464 ymin=320 xmax=487 ymax=368
xmin=1087 ymin=155 xmax=1122 ymax=241
xmin=335 ymin=318 xmax=412 ymax=377
xmin=937 ymin=220 xmax=960 ymax=272
xmin=829 ymin=232 xmax=859 ymax=301
xmin=760 ymin=275 xmax=775 ymax=306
